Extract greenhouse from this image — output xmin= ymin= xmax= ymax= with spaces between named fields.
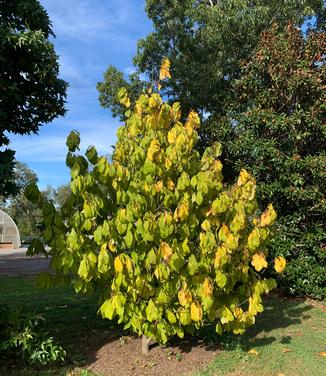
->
xmin=0 ymin=210 xmax=21 ymax=249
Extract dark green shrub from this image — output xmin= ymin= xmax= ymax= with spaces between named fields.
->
xmin=0 ymin=305 xmax=66 ymax=366
xmin=209 ymin=23 xmax=326 ymax=299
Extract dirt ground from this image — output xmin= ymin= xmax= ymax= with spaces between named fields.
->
xmin=83 ymin=333 xmax=218 ymax=376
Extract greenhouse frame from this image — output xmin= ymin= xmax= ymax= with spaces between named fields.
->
xmin=0 ymin=210 xmax=21 ymax=249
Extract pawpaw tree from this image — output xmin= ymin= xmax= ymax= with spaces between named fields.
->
xmin=25 ymin=60 xmax=285 ymax=353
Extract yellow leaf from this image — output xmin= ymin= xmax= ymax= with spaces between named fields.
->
xmin=203 ymin=278 xmax=213 ymax=297
xmin=148 ymin=93 xmax=162 ymax=108
xmin=214 ymin=246 xmax=228 ymax=268
xmin=160 ymin=242 xmax=173 ymax=262
xmin=147 ymin=139 xmax=160 ymax=161
xmin=247 ymin=349 xmax=259 ymax=356
xmin=178 ymin=288 xmax=192 ymax=306
xmin=114 ymin=256 xmax=123 ymax=273
xmin=190 ymin=301 xmax=203 ymax=322
xmin=155 ymin=180 xmax=164 ymax=193
xmin=165 ymin=158 xmax=173 ymax=170
xmin=260 ymin=203 xmax=277 ymax=227
xmin=274 ymin=256 xmax=286 ymax=273
xmin=125 ymin=256 xmax=133 ymax=272
xmin=117 ymin=88 xmax=131 ymax=108
xmin=237 ymin=169 xmax=251 ymax=186
xmin=174 ymin=200 xmax=189 ymax=221
xmin=233 ymin=307 xmax=243 ymax=320
xmin=185 ymin=110 xmax=200 ymax=129
xmin=159 ymin=57 xmax=171 ymax=81
xmin=167 ymin=178 xmax=175 ymax=190
xmin=201 ymin=219 xmax=211 ymax=231
xmin=251 ymin=252 xmax=268 ymax=272
xmin=167 ymin=127 xmax=178 ymax=144
xmin=212 ymin=159 xmax=223 ymax=173
xmin=282 ymin=348 xmax=293 ymax=353
xmin=317 ymin=351 xmax=326 ymax=357
xmin=108 ymin=239 xmax=117 ymax=252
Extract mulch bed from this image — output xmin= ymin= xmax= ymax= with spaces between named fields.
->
xmin=83 ymin=333 xmax=219 ymax=376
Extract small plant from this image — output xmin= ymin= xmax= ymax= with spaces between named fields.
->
xmin=0 ymin=305 xmax=66 ymax=366
xmin=175 ymin=353 xmax=182 ymax=362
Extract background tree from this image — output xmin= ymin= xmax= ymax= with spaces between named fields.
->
xmin=212 ymin=23 xmax=325 ymax=299
xmin=97 ymin=0 xmax=324 ymax=124
xmin=0 ymin=0 xmax=67 ymax=197
xmin=54 ymin=184 xmax=71 ymax=209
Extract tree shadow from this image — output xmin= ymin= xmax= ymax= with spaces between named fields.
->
xmin=73 ymin=293 xmax=314 ymax=366
xmin=197 ymin=293 xmax=314 ymax=352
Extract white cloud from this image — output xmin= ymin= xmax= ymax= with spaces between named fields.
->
xmin=10 ymin=119 xmax=119 ymax=163
xmin=41 ymin=0 xmax=148 ymax=44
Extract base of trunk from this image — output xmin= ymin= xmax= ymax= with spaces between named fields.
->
xmin=142 ymin=334 xmax=157 ymax=354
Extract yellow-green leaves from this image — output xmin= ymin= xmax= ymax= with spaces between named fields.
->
xmin=117 ymin=87 xmax=130 ymax=108
xmin=146 ymin=299 xmax=161 ymax=322
xmin=147 ymin=139 xmax=160 ymax=161
xmin=247 ymin=227 xmax=261 ymax=251
xmin=98 ymin=245 xmax=110 ymax=274
xmin=78 ymin=255 xmax=90 ymax=281
xmin=66 ymin=130 xmax=80 ymax=152
xmin=216 ymin=271 xmax=228 ymax=288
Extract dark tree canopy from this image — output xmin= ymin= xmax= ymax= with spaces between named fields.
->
xmin=97 ymin=0 xmax=325 ymax=120
xmin=0 ymin=0 xmax=67 ymax=197
xmin=212 ymin=23 xmax=326 ymax=299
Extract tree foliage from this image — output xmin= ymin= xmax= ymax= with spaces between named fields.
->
xmin=211 ymin=23 xmax=326 ymax=299
xmin=0 ymin=0 xmax=67 ymax=197
xmin=97 ymin=0 xmax=324 ymax=121
xmin=26 ymin=66 xmax=285 ymax=347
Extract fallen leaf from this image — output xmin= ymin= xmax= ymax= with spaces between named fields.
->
xmin=247 ymin=349 xmax=259 ymax=356
xmin=316 ymin=351 xmax=326 ymax=357
xmin=278 ymin=374 xmax=286 ymax=376
xmin=282 ymin=348 xmax=293 ymax=353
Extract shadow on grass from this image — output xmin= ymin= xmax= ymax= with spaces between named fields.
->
xmin=198 ymin=294 xmax=313 ymax=353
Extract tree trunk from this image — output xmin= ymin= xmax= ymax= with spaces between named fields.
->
xmin=142 ymin=334 xmax=156 ymax=355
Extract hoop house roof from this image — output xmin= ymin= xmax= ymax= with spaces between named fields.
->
xmin=0 ymin=210 xmax=21 ymax=248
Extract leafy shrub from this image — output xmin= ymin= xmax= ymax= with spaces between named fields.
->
xmin=0 ymin=305 xmax=66 ymax=366
xmin=270 ymin=218 xmax=326 ymax=300
xmin=25 ymin=61 xmax=285 ymax=352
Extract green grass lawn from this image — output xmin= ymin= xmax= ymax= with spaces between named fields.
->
xmin=198 ymin=296 xmax=326 ymax=376
xmin=0 ymin=276 xmax=325 ymax=376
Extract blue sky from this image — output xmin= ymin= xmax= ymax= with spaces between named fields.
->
xmin=10 ymin=0 xmax=152 ymax=190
